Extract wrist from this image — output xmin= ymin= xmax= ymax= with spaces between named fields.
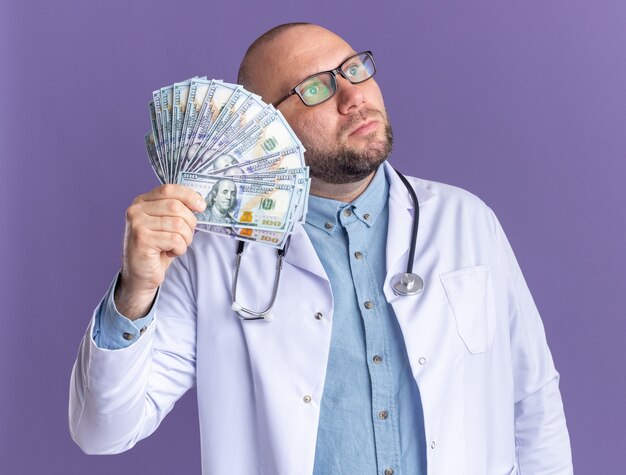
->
xmin=114 ymin=272 xmax=159 ymax=320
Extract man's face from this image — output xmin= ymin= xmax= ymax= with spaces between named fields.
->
xmin=248 ymin=26 xmax=392 ymax=184
xmin=213 ymin=180 xmax=237 ymax=213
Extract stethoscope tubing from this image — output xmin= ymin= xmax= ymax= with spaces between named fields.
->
xmin=231 ymin=168 xmax=420 ymax=320
xmin=231 ymin=240 xmax=286 ymax=320
xmin=393 ymin=169 xmax=420 ymax=274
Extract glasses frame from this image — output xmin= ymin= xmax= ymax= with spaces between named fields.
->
xmin=272 ymin=51 xmax=376 ymax=108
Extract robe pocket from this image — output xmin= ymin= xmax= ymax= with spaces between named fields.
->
xmin=440 ymin=265 xmax=496 ymax=354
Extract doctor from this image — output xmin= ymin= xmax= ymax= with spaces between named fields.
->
xmin=69 ymin=23 xmax=573 ymax=474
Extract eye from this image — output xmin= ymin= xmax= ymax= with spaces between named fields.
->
xmin=300 ymin=78 xmax=331 ymax=101
xmin=346 ymin=64 xmax=360 ymax=77
xmin=306 ymin=85 xmax=319 ymax=96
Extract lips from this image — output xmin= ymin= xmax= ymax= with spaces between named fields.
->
xmin=349 ymin=119 xmax=379 ymax=137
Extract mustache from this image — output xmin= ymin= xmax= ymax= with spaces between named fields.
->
xmin=339 ymin=109 xmax=386 ymax=136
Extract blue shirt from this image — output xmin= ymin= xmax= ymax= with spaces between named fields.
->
xmin=93 ymin=165 xmax=426 ymax=474
xmin=92 ymin=274 xmax=154 ymax=350
xmin=304 ymin=165 xmax=426 ymax=475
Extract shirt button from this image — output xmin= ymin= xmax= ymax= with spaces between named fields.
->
xmin=343 ymin=208 xmax=352 ymax=217
xmin=364 ymin=213 xmax=371 ymax=220
xmin=364 ymin=300 xmax=374 ymax=309
xmin=431 ymin=441 xmax=436 ymax=449
xmin=314 ymin=312 xmax=323 ymax=320
xmin=384 ymin=469 xmax=394 ymax=475
xmin=418 ymin=357 xmax=427 ymax=365
xmin=354 ymin=251 xmax=363 ymax=259
xmin=303 ymin=395 xmax=312 ymax=404
xmin=373 ymin=355 xmax=383 ymax=364
xmin=378 ymin=410 xmax=389 ymax=420
xmin=122 ymin=332 xmax=135 ymax=341
xmin=139 ymin=326 xmax=147 ymax=335
xmin=325 ymin=222 xmax=333 ymax=229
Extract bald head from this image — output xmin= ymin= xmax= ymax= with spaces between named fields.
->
xmin=237 ymin=23 xmax=355 ymax=104
xmin=237 ymin=22 xmax=311 ymax=90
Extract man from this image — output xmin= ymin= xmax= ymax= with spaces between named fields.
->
xmin=69 ymin=23 xmax=573 ymax=474
xmin=196 ymin=178 xmax=237 ymax=224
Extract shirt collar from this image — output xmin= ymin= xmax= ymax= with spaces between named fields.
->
xmin=305 ymin=163 xmax=389 ymax=235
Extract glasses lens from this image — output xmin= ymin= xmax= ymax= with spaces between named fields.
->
xmin=296 ymin=73 xmax=336 ymax=106
xmin=341 ymin=52 xmax=376 ymax=84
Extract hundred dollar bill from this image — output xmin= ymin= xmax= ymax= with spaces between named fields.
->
xmin=159 ymin=86 xmax=174 ymax=181
xmin=179 ymin=172 xmax=297 ymax=231
xmin=195 ymin=223 xmax=290 ymax=249
xmin=204 ymin=87 xmax=251 ymax=141
xmin=151 ymin=92 xmax=167 ymax=171
xmin=178 ymin=79 xmax=216 ymax=176
xmin=242 ymin=168 xmax=310 ymax=223
xmin=234 ymin=168 xmax=309 ymax=192
xmin=196 ymin=95 xmax=268 ymax=161
xmin=192 ymin=110 xmax=302 ymax=174
xmin=208 ymin=103 xmax=275 ymax=157
xmin=211 ymin=146 xmax=306 ymax=176
xmin=230 ymin=168 xmax=308 ymax=221
xmin=188 ymin=164 xmax=310 ymax=223
xmin=187 ymin=86 xmax=250 ymax=171
xmin=148 ymin=101 xmax=166 ymax=175
xmin=188 ymin=105 xmax=278 ymax=174
xmin=201 ymin=150 xmax=309 ymax=224
xmin=145 ymin=132 xmax=165 ymax=184
xmin=257 ymin=169 xmax=310 ymax=222
xmin=172 ymin=79 xmax=195 ymax=179
xmin=184 ymin=81 xmax=237 ymax=172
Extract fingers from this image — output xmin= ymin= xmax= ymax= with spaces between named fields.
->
xmin=127 ymin=210 xmax=195 ymax=247
xmin=129 ymin=229 xmax=189 ymax=257
xmin=148 ymin=230 xmax=189 ymax=256
xmin=138 ymin=184 xmax=206 ymax=213
xmin=146 ymin=215 xmax=195 ymax=246
xmin=134 ymin=200 xmax=199 ymax=234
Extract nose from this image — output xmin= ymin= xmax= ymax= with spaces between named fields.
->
xmin=335 ymin=75 xmax=365 ymax=115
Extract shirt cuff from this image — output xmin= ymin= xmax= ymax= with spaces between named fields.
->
xmin=92 ymin=272 xmax=158 ymax=350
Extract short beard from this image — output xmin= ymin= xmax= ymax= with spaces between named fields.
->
xmin=306 ymin=122 xmax=394 ymax=185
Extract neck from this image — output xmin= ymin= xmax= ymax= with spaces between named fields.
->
xmin=309 ymin=172 xmax=376 ymax=203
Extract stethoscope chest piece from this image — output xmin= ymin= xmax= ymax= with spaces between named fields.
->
xmin=391 ymin=272 xmax=424 ymax=296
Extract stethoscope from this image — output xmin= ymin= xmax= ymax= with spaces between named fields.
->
xmin=231 ymin=169 xmax=424 ymax=321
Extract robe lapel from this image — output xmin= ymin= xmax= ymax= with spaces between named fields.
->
xmin=282 ymin=224 xmax=329 ymax=282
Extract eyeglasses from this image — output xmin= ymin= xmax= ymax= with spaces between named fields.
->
xmin=272 ymin=51 xmax=377 ymax=108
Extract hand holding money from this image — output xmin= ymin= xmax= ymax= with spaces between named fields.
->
xmin=115 ymin=184 xmax=206 ymax=319
xmin=145 ymin=78 xmax=310 ymax=249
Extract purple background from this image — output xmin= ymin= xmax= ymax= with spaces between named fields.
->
xmin=1 ymin=0 xmax=624 ymax=473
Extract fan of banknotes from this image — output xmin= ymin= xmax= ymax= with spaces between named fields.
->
xmin=144 ymin=77 xmax=309 ymax=249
